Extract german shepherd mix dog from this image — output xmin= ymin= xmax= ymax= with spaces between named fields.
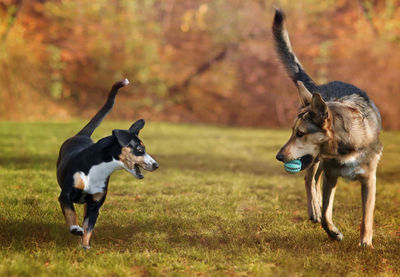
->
xmin=56 ymin=79 xmax=159 ymax=249
xmin=272 ymin=9 xmax=382 ymax=247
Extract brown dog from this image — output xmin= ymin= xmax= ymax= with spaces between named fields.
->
xmin=272 ymin=9 xmax=382 ymax=247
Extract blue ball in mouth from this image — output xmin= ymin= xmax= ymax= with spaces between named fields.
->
xmin=284 ymin=159 xmax=302 ymax=174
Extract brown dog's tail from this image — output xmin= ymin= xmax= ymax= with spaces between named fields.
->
xmin=76 ymin=79 xmax=129 ymax=137
xmin=272 ymin=8 xmax=318 ymax=93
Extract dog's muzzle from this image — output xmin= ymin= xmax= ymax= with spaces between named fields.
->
xmin=131 ymin=153 xmax=159 ymax=179
xmin=276 ymin=152 xmax=314 ymax=171
xmin=133 ymin=165 xmax=144 ymax=179
xmin=300 ymin=154 xmax=314 ymax=170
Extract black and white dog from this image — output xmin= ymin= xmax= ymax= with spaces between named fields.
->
xmin=56 ymin=79 xmax=159 ymax=249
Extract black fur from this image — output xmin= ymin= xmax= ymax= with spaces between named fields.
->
xmin=273 ymin=9 xmax=383 ymax=246
xmin=56 ymin=79 xmax=158 ymax=248
xmin=318 ymin=81 xmax=370 ymax=102
xmin=272 ymin=9 xmax=372 ymax=104
xmin=56 ymin=80 xmax=130 ymax=186
xmin=76 ymin=80 xmax=129 ymax=137
xmin=272 ymin=8 xmax=318 ymax=93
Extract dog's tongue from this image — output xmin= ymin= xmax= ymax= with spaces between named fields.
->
xmin=134 ymin=165 xmax=144 ymax=179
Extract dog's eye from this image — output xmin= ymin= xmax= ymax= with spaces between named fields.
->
xmin=136 ymin=146 xmax=144 ymax=153
xmin=296 ymin=131 xmax=305 ymax=138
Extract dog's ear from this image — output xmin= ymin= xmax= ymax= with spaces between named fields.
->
xmin=129 ymin=119 xmax=145 ymax=135
xmin=297 ymin=81 xmax=312 ymax=106
xmin=310 ymin=93 xmax=328 ymax=125
xmin=112 ymin=129 xmax=132 ymax=146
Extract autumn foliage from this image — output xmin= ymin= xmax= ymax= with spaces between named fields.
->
xmin=1 ymin=0 xmax=400 ymax=129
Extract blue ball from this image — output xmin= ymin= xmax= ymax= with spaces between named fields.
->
xmin=284 ymin=159 xmax=302 ymax=174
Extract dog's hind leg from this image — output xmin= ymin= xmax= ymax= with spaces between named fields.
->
xmin=59 ymin=191 xmax=83 ymax=236
xmin=321 ymin=173 xmax=343 ymax=241
xmin=359 ymin=154 xmax=379 ymax=248
xmin=305 ymin=162 xmax=323 ymax=223
xmin=81 ymin=193 xmax=106 ymax=249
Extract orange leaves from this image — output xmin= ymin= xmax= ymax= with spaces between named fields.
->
xmin=1 ymin=0 xmax=400 ymax=128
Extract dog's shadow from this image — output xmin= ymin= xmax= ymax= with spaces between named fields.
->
xmin=1 ymin=216 xmax=395 ymax=256
xmin=0 ymin=219 xmax=76 ymax=249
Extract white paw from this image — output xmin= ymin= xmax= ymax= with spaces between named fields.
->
xmin=70 ymin=225 xmax=84 ymax=236
xmin=81 ymin=244 xmax=91 ymax=250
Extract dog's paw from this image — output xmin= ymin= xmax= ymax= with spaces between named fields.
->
xmin=359 ymin=242 xmax=374 ymax=249
xmin=309 ymin=213 xmax=321 ymax=223
xmin=70 ymin=225 xmax=84 ymax=236
xmin=328 ymin=231 xmax=344 ymax=241
xmin=322 ymin=221 xmax=343 ymax=241
xmin=81 ymin=244 xmax=91 ymax=250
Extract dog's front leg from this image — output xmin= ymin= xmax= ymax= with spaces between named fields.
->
xmin=360 ymin=175 xmax=376 ymax=248
xmin=81 ymin=193 xmax=106 ymax=249
xmin=321 ymin=173 xmax=343 ymax=241
xmin=59 ymin=191 xmax=83 ymax=236
xmin=359 ymin=155 xmax=379 ymax=248
xmin=305 ymin=162 xmax=322 ymax=223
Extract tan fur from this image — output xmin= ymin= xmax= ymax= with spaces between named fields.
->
xmin=297 ymin=81 xmax=312 ymax=106
xmin=73 ymin=172 xmax=85 ymax=190
xmin=119 ymin=146 xmax=148 ymax=170
xmin=132 ymin=155 xmax=146 ymax=167
xmin=82 ymin=208 xmax=92 ymax=248
xmin=305 ymin=162 xmax=322 ymax=222
xmin=61 ymin=206 xmax=78 ymax=228
xmin=359 ymin=152 xmax=380 ymax=247
xmin=274 ymin=9 xmax=381 ymax=247
xmin=82 ymin=230 xmax=92 ymax=248
xmin=320 ymin=112 xmax=336 ymax=155
xmin=327 ymin=96 xmax=380 ymax=153
xmin=279 ymin=116 xmax=328 ymax=161
xmin=92 ymin=192 xmax=105 ymax=202
xmin=282 ymin=97 xmax=381 ymax=163
xmin=119 ymin=147 xmax=136 ymax=169
xmin=277 ymin=93 xmax=382 ymax=247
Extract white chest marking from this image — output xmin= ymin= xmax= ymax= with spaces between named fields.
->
xmin=338 ymin=153 xmax=365 ymax=179
xmin=75 ymin=159 xmax=124 ymax=194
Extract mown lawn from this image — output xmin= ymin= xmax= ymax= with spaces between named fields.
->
xmin=0 ymin=121 xmax=399 ymax=276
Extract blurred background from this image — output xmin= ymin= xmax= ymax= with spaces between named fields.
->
xmin=0 ymin=0 xmax=399 ymax=128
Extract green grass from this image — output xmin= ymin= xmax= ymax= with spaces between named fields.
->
xmin=0 ymin=121 xmax=399 ymax=276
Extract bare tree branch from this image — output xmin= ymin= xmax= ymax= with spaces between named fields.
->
xmin=168 ymin=45 xmax=232 ymax=99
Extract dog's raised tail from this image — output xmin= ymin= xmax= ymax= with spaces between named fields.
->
xmin=76 ymin=78 xmax=129 ymax=137
xmin=272 ymin=8 xmax=317 ymax=93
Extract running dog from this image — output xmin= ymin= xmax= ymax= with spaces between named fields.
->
xmin=272 ymin=9 xmax=382 ymax=247
xmin=56 ymin=79 xmax=159 ymax=249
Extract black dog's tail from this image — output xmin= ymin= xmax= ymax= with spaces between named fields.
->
xmin=76 ymin=78 xmax=129 ymax=137
xmin=272 ymin=8 xmax=318 ymax=93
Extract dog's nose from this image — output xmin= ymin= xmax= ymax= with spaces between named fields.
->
xmin=276 ymin=152 xmax=285 ymax=162
xmin=152 ymin=162 xmax=159 ymax=170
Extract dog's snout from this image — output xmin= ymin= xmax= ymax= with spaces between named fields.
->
xmin=152 ymin=162 xmax=159 ymax=170
xmin=276 ymin=152 xmax=285 ymax=162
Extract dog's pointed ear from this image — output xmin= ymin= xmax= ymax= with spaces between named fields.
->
xmin=311 ymin=93 xmax=328 ymax=125
xmin=129 ymin=119 xmax=145 ymax=135
xmin=297 ymin=81 xmax=312 ymax=106
xmin=112 ymin=129 xmax=132 ymax=147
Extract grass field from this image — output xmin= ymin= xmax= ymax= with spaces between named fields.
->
xmin=0 ymin=121 xmax=399 ymax=276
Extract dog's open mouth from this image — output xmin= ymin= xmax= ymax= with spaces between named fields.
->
xmin=134 ymin=164 xmax=144 ymax=179
xmin=300 ymin=154 xmax=314 ymax=170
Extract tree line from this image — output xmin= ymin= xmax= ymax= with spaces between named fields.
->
xmin=1 ymin=0 xmax=399 ymax=129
